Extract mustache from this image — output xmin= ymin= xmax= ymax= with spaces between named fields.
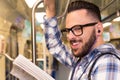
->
xmin=69 ymin=39 xmax=82 ymax=43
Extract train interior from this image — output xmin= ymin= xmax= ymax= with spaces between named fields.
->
xmin=0 ymin=0 xmax=120 ymax=80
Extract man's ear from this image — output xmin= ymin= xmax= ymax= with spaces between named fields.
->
xmin=95 ymin=22 xmax=103 ymax=36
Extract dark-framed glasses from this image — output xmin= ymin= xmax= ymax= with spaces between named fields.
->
xmin=61 ymin=22 xmax=97 ymax=36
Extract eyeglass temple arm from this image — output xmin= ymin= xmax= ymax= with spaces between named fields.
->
xmin=80 ymin=22 xmax=97 ymax=27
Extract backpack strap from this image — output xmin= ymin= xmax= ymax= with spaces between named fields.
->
xmin=88 ymin=52 xmax=120 ymax=80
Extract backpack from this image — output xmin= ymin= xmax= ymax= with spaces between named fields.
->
xmin=70 ymin=48 xmax=120 ymax=80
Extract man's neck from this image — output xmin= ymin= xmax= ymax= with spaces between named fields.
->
xmin=91 ymin=36 xmax=105 ymax=51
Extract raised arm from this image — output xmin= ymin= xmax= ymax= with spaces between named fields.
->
xmin=43 ymin=0 xmax=76 ymax=68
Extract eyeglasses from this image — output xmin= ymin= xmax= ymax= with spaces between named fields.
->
xmin=61 ymin=22 xmax=98 ymax=36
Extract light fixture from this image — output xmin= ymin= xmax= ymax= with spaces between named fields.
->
xmin=113 ymin=10 xmax=120 ymax=22
xmin=103 ymin=32 xmax=110 ymax=42
xmin=113 ymin=16 xmax=120 ymax=22
xmin=103 ymin=22 xmax=112 ymax=28
xmin=25 ymin=0 xmax=44 ymax=8
xmin=40 ymin=24 xmax=45 ymax=29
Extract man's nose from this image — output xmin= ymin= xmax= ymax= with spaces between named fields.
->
xmin=67 ymin=31 xmax=75 ymax=39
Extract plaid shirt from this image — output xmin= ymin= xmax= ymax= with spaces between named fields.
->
xmin=44 ymin=17 xmax=120 ymax=80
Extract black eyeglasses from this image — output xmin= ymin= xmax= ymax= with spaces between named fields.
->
xmin=61 ymin=22 xmax=98 ymax=36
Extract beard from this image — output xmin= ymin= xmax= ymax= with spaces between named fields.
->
xmin=72 ymin=30 xmax=96 ymax=58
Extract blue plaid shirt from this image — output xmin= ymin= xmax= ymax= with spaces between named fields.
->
xmin=44 ymin=17 xmax=120 ymax=80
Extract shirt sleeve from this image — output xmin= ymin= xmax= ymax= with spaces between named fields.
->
xmin=91 ymin=54 xmax=120 ymax=80
xmin=43 ymin=16 xmax=76 ymax=68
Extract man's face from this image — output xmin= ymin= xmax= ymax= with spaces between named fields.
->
xmin=65 ymin=9 xmax=97 ymax=58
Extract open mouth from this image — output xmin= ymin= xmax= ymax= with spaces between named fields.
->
xmin=70 ymin=40 xmax=81 ymax=49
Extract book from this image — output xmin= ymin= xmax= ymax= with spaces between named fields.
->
xmin=10 ymin=55 xmax=55 ymax=80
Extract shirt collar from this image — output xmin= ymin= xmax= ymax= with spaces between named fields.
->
xmin=78 ymin=48 xmax=99 ymax=67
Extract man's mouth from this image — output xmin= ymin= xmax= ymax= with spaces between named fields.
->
xmin=70 ymin=40 xmax=81 ymax=49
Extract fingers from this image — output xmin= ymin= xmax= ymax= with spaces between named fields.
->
xmin=44 ymin=0 xmax=55 ymax=6
xmin=43 ymin=0 xmax=56 ymax=18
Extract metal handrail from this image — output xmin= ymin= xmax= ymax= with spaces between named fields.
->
xmin=57 ymin=0 xmax=70 ymax=19
xmin=0 ymin=53 xmax=14 ymax=61
xmin=31 ymin=0 xmax=43 ymax=64
xmin=100 ymin=0 xmax=116 ymax=11
xmin=31 ymin=0 xmax=70 ymax=64
xmin=0 ymin=0 xmax=71 ymax=64
xmin=0 ymin=53 xmax=44 ymax=62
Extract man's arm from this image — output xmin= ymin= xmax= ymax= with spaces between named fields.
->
xmin=43 ymin=0 xmax=76 ymax=68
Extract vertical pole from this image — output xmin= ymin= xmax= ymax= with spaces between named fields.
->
xmin=31 ymin=0 xmax=43 ymax=64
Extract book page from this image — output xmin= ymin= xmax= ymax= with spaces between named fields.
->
xmin=10 ymin=55 xmax=55 ymax=80
xmin=11 ymin=65 xmax=37 ymax=80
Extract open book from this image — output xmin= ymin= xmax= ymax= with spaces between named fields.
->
xmin=10 ymin=55 xmax=55 ymax=80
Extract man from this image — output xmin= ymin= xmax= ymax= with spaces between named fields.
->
xmin=43 ymin=0 xmax=120 ymax=80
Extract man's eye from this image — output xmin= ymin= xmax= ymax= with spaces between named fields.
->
xmin=73 ymin=27 xmax=81 ymax=30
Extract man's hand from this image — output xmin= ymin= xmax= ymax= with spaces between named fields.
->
xmin=44 ymin=0 xmax=56 ymax=18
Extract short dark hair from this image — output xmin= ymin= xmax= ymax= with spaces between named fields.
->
xmin=67 ymin=0 xmax=102 ymax=22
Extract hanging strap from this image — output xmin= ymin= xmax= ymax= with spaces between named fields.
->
xmin=70 ymin=59 xmax=81 ymax=80
xmin=88 ymin=52 xmax=120 ymax=80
